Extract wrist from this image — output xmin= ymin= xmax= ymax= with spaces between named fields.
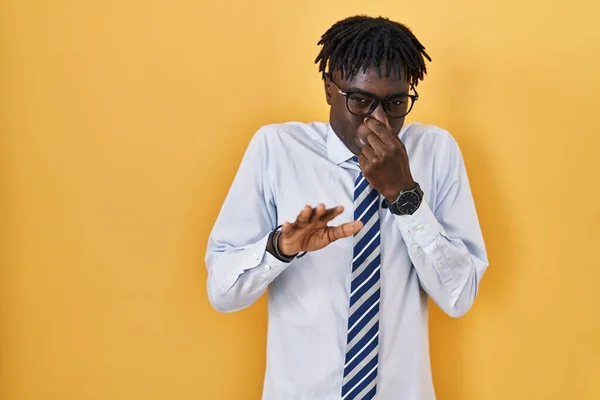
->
xmin=384 ymin=180 xmax=416 ymax=202
xmin=276 ymin=232 xmax=297 ymax=258
xmin=266 ymin=226 xmax=307 ymax=263
xmin=267 ymin=228 xmax=297 ymax=263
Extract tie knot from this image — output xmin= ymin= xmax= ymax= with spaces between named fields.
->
xmin=351 ymin=155 xmax=359 ymax=165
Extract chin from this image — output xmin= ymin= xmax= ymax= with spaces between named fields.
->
xmin=348 ymin=145 xmax=361 ymax=156
xmin=350 ymin=140 xmax=365 ymax=156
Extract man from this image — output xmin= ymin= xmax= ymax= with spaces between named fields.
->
xmin=205 ymin=15 xmax=488 ymax=400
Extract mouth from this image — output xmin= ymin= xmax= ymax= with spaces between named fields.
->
xmin=355 ymin=130 xmax=372 ymax=150
xmin=352 ymin=125 xmax=375 ymax=153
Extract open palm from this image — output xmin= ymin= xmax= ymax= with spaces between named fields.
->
xmin=278 ymin=204 xmax=363 ymax=256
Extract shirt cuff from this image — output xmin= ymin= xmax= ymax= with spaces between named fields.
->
xmin=393 ymin=199 xmax=446 ymax=248
xmin=218 ymin=233 xmax=293 ymax=292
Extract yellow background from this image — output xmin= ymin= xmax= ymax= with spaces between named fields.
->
xmin=2 ymin=0 xmax=599 ymax=399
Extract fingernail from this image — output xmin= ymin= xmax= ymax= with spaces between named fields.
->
xmin=364 ymin=117 xmax=382 ymax=127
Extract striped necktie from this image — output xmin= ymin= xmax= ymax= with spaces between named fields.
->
xmin=341 ymin=156 xmax=381 ymax=400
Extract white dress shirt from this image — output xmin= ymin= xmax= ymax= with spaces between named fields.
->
xmin=205 ymin=121 xmax=488 ymax=400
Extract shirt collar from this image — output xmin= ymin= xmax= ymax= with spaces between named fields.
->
xmin=326 ymin=123 xmax=355 ymax=165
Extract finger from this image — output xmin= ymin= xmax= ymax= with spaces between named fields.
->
xmin=311 ymin=203 xmax=326 ymax=222
xmin=366 ymin=132 xmax=387 ymax=157
xmin=361 ymin=143 xmax=376 ymax=162
xmin=320 ymin=206 xmax=344 ymax=222
xmin=364 ymin=117 xmax=395 ymax=145
xmin=358 ymin=153 xmax=368 ymax=169
xmin=327 ymin=221 xmax=364 ymax=242
xmin=296 ymin=205 xmax=314 ymax=224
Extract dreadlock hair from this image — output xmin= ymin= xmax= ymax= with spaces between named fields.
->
xmin=315 ymin=15 xmax=432 ymax=86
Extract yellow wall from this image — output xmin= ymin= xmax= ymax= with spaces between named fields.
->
xmin=1 ymin=1 xmax=599 ymax=399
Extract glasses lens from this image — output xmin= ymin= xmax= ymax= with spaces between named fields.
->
xmin=384 ymin=95 xmax=414 ymax=118
xmin=346 ymin=93 xmax=376 ymax=116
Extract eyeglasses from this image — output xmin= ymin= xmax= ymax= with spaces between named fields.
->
xmin=327 ymin=74 xmax=419 ymax=119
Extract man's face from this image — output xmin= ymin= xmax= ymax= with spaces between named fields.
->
xmin=325 ymin=67 xmax=411 ymax=155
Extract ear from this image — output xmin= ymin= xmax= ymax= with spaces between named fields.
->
xmin=324 ymin=75 xmax=333 ymax=106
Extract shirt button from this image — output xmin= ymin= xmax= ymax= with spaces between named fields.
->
xmin=416 ymin=226 xmax=424 ymax=232
xmin=264 ymin=264 xmax=271 ymax=271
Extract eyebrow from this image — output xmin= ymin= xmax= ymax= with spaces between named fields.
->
xmin=346 ymin=86 xmax=410 ymax=96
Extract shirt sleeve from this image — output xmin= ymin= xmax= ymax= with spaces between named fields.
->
xmin=394 ymin=131 xmax=489 ymax=317
xmin=204 ymin=126 xmax=292 ymax=313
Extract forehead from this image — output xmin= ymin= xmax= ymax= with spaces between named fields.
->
xmin=336 ymin=67 xmax=409 ymax=96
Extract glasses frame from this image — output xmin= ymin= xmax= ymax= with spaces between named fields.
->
xmin=327 ymin=73 xmax=419 ymax=119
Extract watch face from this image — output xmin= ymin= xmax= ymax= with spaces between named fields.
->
xmin=397 ymin=191 xmax=421 ymax=215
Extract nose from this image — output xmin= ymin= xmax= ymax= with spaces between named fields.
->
xmin=370 ymin=100 xmax=389 ymax=124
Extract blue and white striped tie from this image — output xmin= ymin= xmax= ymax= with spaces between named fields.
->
xmin=341 ymin=156 xmax=381 ymax=400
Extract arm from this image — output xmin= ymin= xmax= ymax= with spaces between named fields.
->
xmin=205 ymin=127 xmax=291 ymax=313
xmin=395 ymin=132 xmax=488 ymax=317
xmin=205 ymin=125 xmax=363 ymax=313
xmin=358 ymin=118 xmax=488 ymax=318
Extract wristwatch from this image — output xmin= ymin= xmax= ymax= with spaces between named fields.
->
xmin=382 ymin=183 xmax=424 ymax=216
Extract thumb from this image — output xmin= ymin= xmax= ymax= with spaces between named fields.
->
xmin=329 ymin=220 xmax=363 ymax=242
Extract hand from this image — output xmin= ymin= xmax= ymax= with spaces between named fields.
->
xmin=277 ymin=204 xmax=363 ymax=256
xmin=359 ymin=117 xmax=415 ymax=202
